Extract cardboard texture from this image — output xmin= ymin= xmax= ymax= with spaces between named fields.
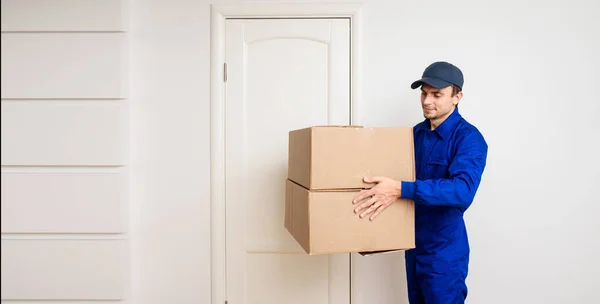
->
xmin=285 ymin=126 xmax=416 ymax=256
xmin=288 ymin=126 xmax=415 ymax=190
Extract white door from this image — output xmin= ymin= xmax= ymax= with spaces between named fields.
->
xmin=225 ymin=18 xmax=351 ymax=304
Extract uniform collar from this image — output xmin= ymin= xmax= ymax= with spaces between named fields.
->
xmin=415 ymin=107 xmax=462 ymax=140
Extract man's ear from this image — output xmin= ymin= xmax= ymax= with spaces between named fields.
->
xmin=453 ymin=91 xmax=463 ymax=105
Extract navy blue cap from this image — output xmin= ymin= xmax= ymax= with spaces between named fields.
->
xmin=411 ymin=61 xmax=464 ymax=90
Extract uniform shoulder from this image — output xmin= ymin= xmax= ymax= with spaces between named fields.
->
xmin=456 ymin=118 xmax=487 ymax=146
xmin=413 ymin=120 xmax=428 ymax=130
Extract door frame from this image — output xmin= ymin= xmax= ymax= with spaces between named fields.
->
xmin=210 ymin=3 xmax=364 ymax=304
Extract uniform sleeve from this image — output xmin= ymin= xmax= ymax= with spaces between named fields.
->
xmin=401 ymin=130 xmax=488 ymax=209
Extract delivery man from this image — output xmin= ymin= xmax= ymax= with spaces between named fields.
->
xmin=352 ymin=61 xmax=488 ymax=303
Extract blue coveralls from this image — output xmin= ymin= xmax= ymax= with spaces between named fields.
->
xmin=401 ymin=107 xmax=488 ymax=304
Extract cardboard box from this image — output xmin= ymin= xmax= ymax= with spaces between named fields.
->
xmin=285 ymin=126 xmax=416 ymax=255
xmin=285 ymin=180 xmax=415 ymax=255
xmin=288 ymin=126 xmax=415 ymax=190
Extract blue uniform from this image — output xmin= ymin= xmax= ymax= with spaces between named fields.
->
xmin=401 ymin=107 xmax=488 ymax=304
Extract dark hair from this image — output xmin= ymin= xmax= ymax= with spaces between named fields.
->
xmin=451 ymin=85 xmax=462 ymax=97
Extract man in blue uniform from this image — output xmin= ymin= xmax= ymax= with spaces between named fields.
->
xmin=352 ymin=61 xmax=488 ymax=303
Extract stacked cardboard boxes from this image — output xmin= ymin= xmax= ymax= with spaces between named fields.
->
xmin=284 ymin=126 xmax=416 ymax=255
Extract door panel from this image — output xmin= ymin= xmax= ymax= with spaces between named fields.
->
xmin=245 ymin=254 xmax=329 ymax=304
xmin=225 ymin=18 xmax=351 ymax=304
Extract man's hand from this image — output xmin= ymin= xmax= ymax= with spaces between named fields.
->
xmin=352 ymin=176 xmax=402 ymax=221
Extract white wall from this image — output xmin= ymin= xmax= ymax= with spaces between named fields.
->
xmin=2 ymin=0 xmax=598 ymax=303
xmin=128 ymin=0 xmax=210 ymax=303
xmin=350 ymin=1 xmax=600 ymax=303
xmin=130 ymin=1 xmax=599 ymax=303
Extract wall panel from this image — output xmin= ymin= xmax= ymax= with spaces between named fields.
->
xmin=1 ymin=240 xmax=126 ymax=300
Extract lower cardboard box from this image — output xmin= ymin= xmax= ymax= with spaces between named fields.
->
xmin=284 ymin=179 xmax=415 ymax=256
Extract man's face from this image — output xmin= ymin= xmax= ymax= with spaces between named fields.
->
xmin=420 ymin=83 xmax=462 ymax=122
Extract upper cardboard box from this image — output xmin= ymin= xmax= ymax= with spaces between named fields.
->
xmin=288 ymin=126 xmax=415 ymax=190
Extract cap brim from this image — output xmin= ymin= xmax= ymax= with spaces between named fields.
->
xmin=411 ymin=77 xmax=453 ymax=89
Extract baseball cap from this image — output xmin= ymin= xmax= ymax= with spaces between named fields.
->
xmin=411 ymin=61 xmax=464 ymax=90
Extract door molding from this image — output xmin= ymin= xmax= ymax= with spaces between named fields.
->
xmin=210 ymin=3 xmax=364 ymax=304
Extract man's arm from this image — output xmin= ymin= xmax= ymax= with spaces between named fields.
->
xmin=401 ymin=130 xmax=488 ymax=209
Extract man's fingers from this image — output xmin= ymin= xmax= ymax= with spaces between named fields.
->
xmin=360 ymin=202 xmax=380 ymax=219
xmin=352 ymin=189 xmax=373 ymax=204
xmin=363 ymin=176 xmax=385 ymax=183
xmin=369 ymin=203 xmax=390 ymax=221
xmin=354 ymin=196 xmax=377 ymax=214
